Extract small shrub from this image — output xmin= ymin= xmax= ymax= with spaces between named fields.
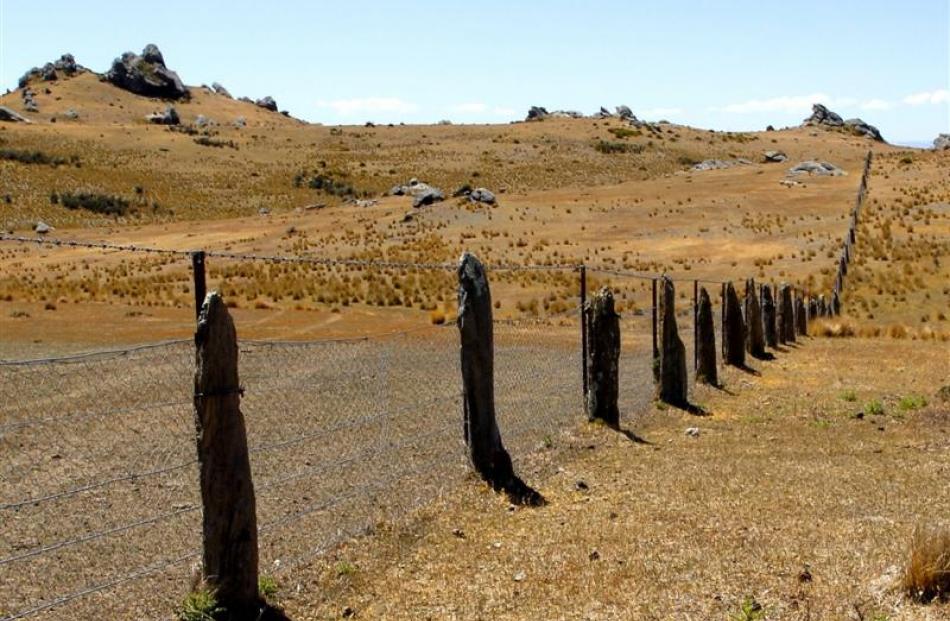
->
xmin=864 ymin=399 xmax=884 ymax=416
xmin=258 ymin=575 xmax=278 ymax=602
xmin=902 ymin=524 xmax=950 ymax=602
xmin=898 ymin=395 xmax=927 ymax=411
xmin=177 ymin=588 xmax=224 ymax=621
xmin=731 ymin=595 xmax=765 ymax=621
xmin=335 ymin=560 xmax=358 ymax=577
xmin=60 ymin=192 xmax=130 ymax=216
xmin=0 ymin=148 xmax=73 ymax=167
xmin=840 ymin=390 xmax=857 ymax=402
xmin=593 ymin=140 xmax=643 ymax=155
xmin=194 ymin=136 xmax=238 ymax=150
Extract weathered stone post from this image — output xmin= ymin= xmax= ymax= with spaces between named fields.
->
xmin=761 ymin=284 xmax=778 ymax=348
xmin=779 ymin=284 xmax=796 ymax=343
xmin=808 ymin=297 xmax=818 ymax=320
xmin=193 ymin=292 xmax=260 ymax=615
xmin=744 ymin=278 xmax=765 ymax=359
xmin=585 ymin=287 xmax=620 ymax=428
xmin=818 ymin=294 xmax=828 ymax=317
xmin=831 ymin=288 xmax=841 ymax=316
xmin=723 ymin=282 xmax=746 ymax=367
xmin=695 ymin=286 xmax=718 ymax=386
xmin=457 ymin=252 xmax=542 ymax=505
xmin=795 ymin=295 xmax=808 ymax=336
xmin=656 ymin=276 xmax=688 ymax=406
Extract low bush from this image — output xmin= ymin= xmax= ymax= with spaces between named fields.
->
xmin=60 ymin=192 xmax=130 ymax=216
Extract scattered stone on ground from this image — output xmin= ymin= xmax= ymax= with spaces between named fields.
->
xmin=195 ymin=115 xmax=213 ymax=128
xmin=104 ymin=44 xmax=189 ymax=100
xmin=787 ymin=160 xmax=845 ymax=176
xmin=0 ymin=106 xmax=30 ymax=123
xmin=62 ymin=108 xmax=79 ymax=120
xmin=468 ymin=188 xmax=496 ymax=204
xmin=233 ymin=117 xmax=246 ymax=128
xmin=763 ymin=150 xmax=787 ymax=163
xmin=685 ymin=427 xmax=700 ymax=438
xmin=145 ymin=105 xmax=180 ymax=125
xmin=692 ymin=158 xmax=751 ymax=171
xmin=34 ymin=221 xmax=52 ymax=234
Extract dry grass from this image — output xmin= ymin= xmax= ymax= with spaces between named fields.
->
xmin=903 ymin=525 xmax=950 ymax=603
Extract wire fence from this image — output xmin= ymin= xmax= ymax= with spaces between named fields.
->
xmin=0 ymin=151 xmax=872 ymax=620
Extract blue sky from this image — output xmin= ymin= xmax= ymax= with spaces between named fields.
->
xmin=1 ymin=0 xmax=947 ymax=144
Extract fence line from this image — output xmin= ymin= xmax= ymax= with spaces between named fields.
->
xmin=0 ymin=152 xmax=872 ymax=619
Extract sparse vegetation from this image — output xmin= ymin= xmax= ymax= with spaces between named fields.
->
xmin=177 ymin=588 xmax=224 ymax=621
xmin=902 ymin=524 xmax=950 ymax=603
xmin=59 ymin=192 xmax=130 ymax=216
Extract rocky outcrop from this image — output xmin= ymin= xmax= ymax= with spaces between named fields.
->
xmin=211 ymin=82 xmax=232 ymax=98
xmin=18 ymin=54 xmax=80 ymax=87
xmin=804 ymin=103 xmax=883 ymax=142
xmin=0 ymin=106 xmax=30 ymax=123
xmin=392 ymin=178 xmax=446 ymax=208
xmin=595 ymin=106 xmax=613 ymax=118
xmin=934 ymin=134 xmax=950 ymax=150
xmin=255 ymin=96 xmax=277 ymax=112
xmin=526 ymin=106 xmax=549 ymax=121
xmin=787 ymin=161 xmax=845 ymax=176
xmin=693 ymin=158 xmax=752 ymax=171
xmin=844 ymin=118 xmax=884 ymax=141
xmin=803 ymin=103 xmax=844 ymax=127
xmin=105 ymin=44 xmax=189 ymax=100
xmin=615 ymin=105 xmax=634 ymax=120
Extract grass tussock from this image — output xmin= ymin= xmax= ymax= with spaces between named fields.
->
xmin=810 ymin=319 xmax=950 ymax=341
xmin=902 ymin=524 xmax=950 ymax=603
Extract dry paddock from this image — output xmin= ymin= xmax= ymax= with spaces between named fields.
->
xmin=277 ymin=337 xmax=949 ymax=621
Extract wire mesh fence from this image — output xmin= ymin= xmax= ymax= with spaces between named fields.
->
xmin=0 ymin=301 xmax=586 ymax=620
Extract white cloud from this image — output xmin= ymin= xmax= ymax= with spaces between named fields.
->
xmin=315 ymin=97 xmax=418 ymax=116
xmin=902 ymin=89 xmax=949 ymax=106
xmin=491 ymin=106 xmax=516 ymax=117
xmin=860 ymin=98 xmax=893 ymax=111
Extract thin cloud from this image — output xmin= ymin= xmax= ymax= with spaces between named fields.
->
xmin=903 ymin=89 xmax=949 ymax=106
xmin=711 ymin=94 xmax=862 ymax=114
xmin=315 ymin=97 xmax=419 ymax=116
xmin=860 ymin=98 xmax=893 ymax=111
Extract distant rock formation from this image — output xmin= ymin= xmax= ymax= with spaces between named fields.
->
xmin=104 ymin=44 xmax=189 ymax=100
xmin=526 ymin=106 xmax=549 ymax=121
xmin=934 ymin=134 xmax=950 ymax=150
xmin=255 ymin=96 xmax=278 ymax=112
xmin=211 ymin=82 xmax=232 ymax=98
xmin=803 ymin=103 xmax=883 ymax=142
xmin=803 ymin=103 xmax=844 ymax=127
xmin=19 ymin=54 xmax=80 ymax=88
xmin=615 ymin=105 xmax=634 ymax=121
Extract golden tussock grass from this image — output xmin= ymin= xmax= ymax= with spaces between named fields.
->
xmin=902 ymin=524 xmax=950 ymax=603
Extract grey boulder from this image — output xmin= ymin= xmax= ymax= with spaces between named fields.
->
xmin=763 ymin=150 xmax=787 ymax=163
xmin=526 ymin=106 xmax=549 ymax=121
xmin=0 ymin=106 xmax=30 ymax=123
xmin=145 ymin=105 xmax=180 ymax=125
xmin=211 ymin=82 xmax=232 ymax=98
xmin=255 ymin=96 xmax=278 ymax=111
xmin=803 ymin=103 xmax=844 ymax=127
xmin=787 ymin=160 xmax=845 ymax=176
xmin=844 ymin=118 xmax=884 ymax=142
xmin=105 ymin=44 xmax=189 ymax=100
xmin=34 ymin=221 xmax=52 ymax=234
xmin=412 ymin=188 xmax=445 ymax=208
xmin=935 ymin=134 xmax=950 ymax=150
xmin=468 ymin=188 xmax=496 ymax=204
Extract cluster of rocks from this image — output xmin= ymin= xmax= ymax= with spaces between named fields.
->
xmin=595 ymin=105 xmax=637 ymax=122
xmin=105 ymin=44 xmax=189 ymax=100
xmin=452 ymin=185 xmax=497 ymax=205
xmin=145 ymin=105 xmax=180 ymax=125
xmin=391 ymin=178 xmax=446 ymax=208
xmin=18 ymin=54 xmax=80 ymax=88
xmin=787 ymin=160 xmax=845 ymax=176
xmin=803 ymin=103 xmax=884 ymax=142
xmin=526 ymin=106 xmax=584 ymax=121
xmin=934 ymin=134 xmax=950 ymax=150
xmin=692 ymin=158 xmax=752 ymax=171
xmin=211 ymin=82 xmax=231 ymax=98
xmin=255 ymin=96 xmax=278 ymax=112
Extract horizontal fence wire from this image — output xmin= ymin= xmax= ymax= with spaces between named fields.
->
xmin=0 ymin=152 xmax=871 ymax=619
